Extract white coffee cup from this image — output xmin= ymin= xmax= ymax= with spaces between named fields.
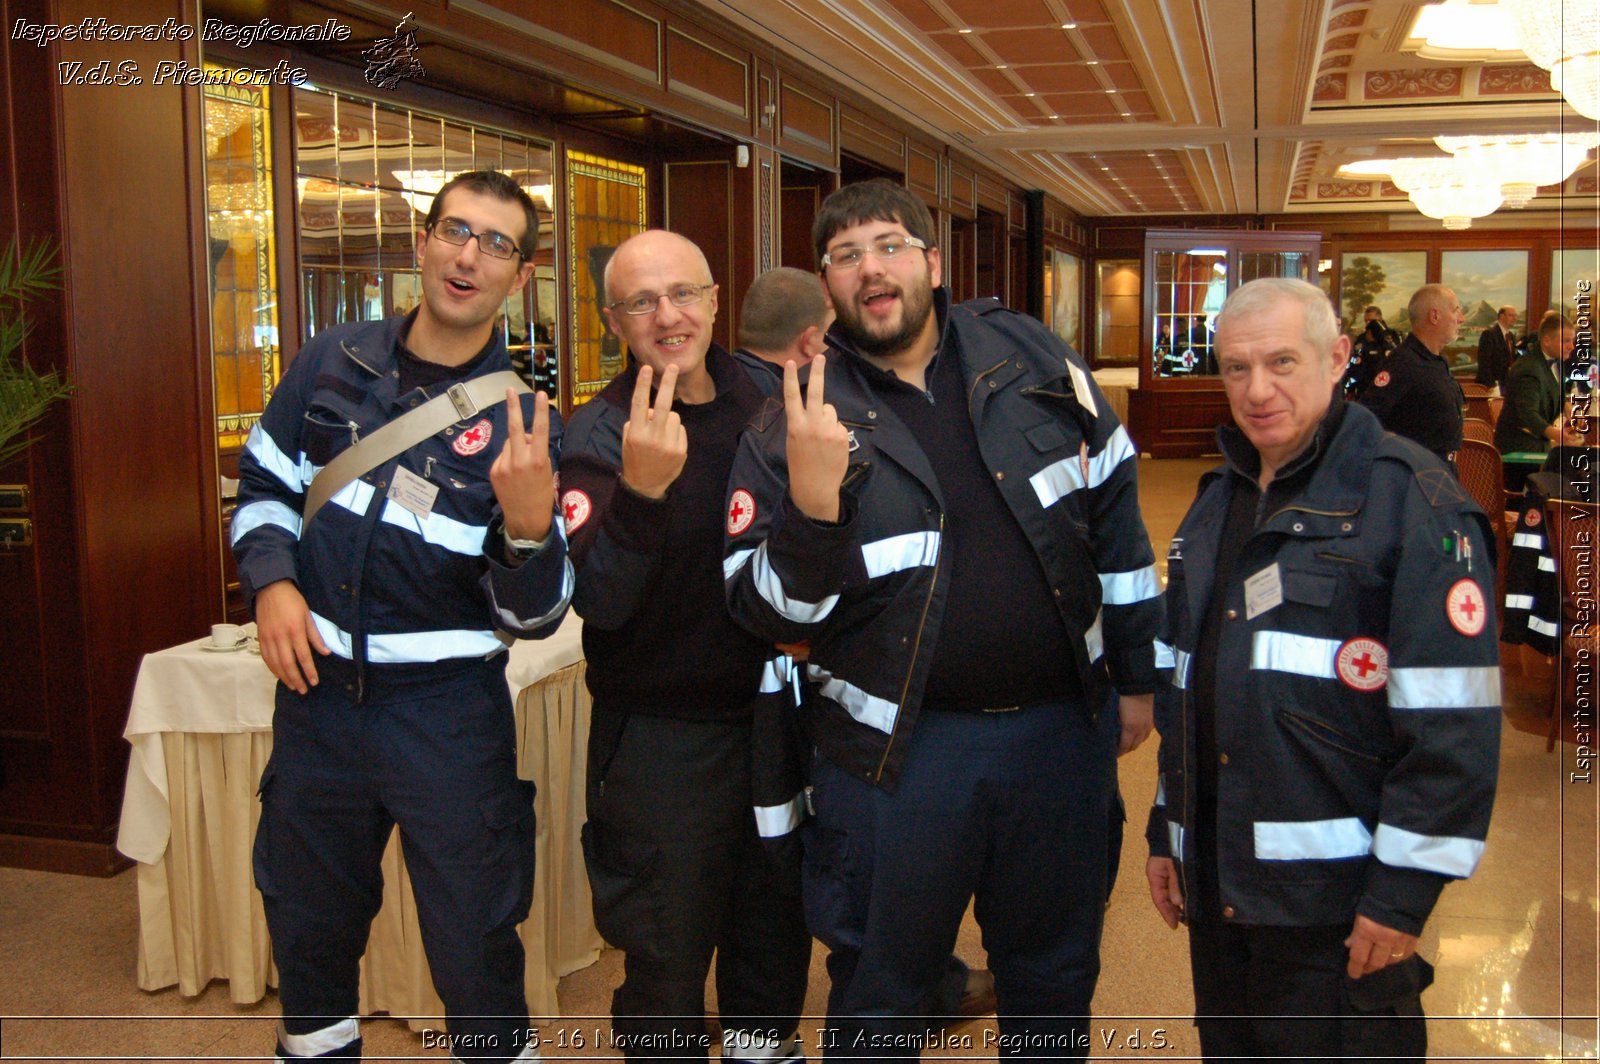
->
xmin=211 ymin=623 xmax=244 ymax=648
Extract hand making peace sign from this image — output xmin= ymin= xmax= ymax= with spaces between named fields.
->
xmin=620 ymin=363 xmax=688 ymax=499
xmin=490 ymin=387 xmax=556 ymax=543
xmin=784 ymin=354 xmax=850 ymax=523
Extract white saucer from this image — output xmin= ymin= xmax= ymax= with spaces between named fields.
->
xmin=200 ymin=641 xmax=249 ymax=653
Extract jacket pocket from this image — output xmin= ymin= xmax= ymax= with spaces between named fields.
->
xmin=301 ymin=406 xmax=357 ymax=466
xmin=1279 ymin=709 xmax=1388 ymax=766
xmin=1281 ymin=567 xmax=1338 ymax=607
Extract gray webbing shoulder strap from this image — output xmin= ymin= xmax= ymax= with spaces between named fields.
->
xmin=301 ymin=370 xmax=529 ymax=528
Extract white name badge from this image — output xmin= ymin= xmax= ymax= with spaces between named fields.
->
xmin=1066 ymin=361 xmax=1098 ymax=419
xmin=387 ymin=464 xmax=440 ymax=520
xmin=1243 ymin=562 xmax=1284 ymax=620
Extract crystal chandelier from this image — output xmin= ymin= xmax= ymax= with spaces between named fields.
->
xmin=1341 ymin=157 xmax=1507 ymax=229
xmin=1434 ymin=132 xmax=1599 ymax=206
xmin=1504 ymin=0 xmax=1600 ymax=119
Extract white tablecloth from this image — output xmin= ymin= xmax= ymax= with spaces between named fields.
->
xmin=115 ymin=615 xmax=599 ymax=1021
xmin=1092 ymin=366 xmax=1138 ymax=427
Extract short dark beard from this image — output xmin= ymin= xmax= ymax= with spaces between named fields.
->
xmin=839 ymin=278 xmax=936 ymax=361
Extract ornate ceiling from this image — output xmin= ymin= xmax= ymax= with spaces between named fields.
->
xmin=694 ymin=0 xmax=1598 ymax=221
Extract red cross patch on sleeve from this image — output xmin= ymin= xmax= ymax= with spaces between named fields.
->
xmin=1525 ymin=508 xmax=1541 ymax=528
xmin=561 ymin=489 xmax=592 ymax=532
xmin=1373 ymin=370 xmax=1391 ymax=388
xmin=1336 ymin=638 xmax=1389 ymax=692
xmin=1446 ymin=578 xmax=1487 ymax=637
xmin=727 ymin=489 xmax=756 ymax=536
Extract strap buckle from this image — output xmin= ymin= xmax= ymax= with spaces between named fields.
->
xmin=447 ymin=382 xmax=478 ymax=421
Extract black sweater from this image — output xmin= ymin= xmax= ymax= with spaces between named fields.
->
xmin=561 ymin=347 xmax=773 ymax=718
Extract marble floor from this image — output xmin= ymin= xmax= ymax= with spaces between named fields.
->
xmin=2 ymin=456 xmax=1596 ymax=1061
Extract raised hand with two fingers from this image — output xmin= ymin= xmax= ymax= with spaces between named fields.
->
xmin=489 ymin=387 xmax=556 ymax=543
xmin=620 ymin=364 xmax=688 ymax=499
xmin=783 ymin=355 xmax=851 ymax=522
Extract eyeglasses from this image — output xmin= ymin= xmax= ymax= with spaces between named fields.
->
xmin=821 ymin=235 xmax=927 ymax=271
xmin=427 ymin=218 xmax=523 ymax=260
xmin=608 ymin=283 xmax=714 ymax=316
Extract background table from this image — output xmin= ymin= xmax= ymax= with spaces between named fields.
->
xmin=1091 ymin=366 xmax=1137 ymax=427
xmin=116 ymin=616 xmax=602 ymax=1025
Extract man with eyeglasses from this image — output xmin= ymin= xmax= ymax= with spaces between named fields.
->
xmin=557 ymin=230 xmax=812 ymax=1063
xmin=234 ymin=169 xmax=570 ymax=1062
xmin=724 ymin=178 xmax=1162 ymax=1058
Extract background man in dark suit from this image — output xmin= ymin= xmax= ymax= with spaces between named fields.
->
xmin=1496 ymin=312 xmax=1580 ymax=456
xmin=1475 ymin=305 xmax=1518 ymax=389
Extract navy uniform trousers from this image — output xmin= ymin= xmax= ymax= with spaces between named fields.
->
xmin=254 ymin=658 xmax=537 ymax=1061
xmin=804 ymin=696 xmax=1119 ymax=1061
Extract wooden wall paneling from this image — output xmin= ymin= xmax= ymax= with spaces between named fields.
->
xmin=664 ymin=158 xmax=736 ymax=352
xmin=664 ymin=24 xmax=752 ymax=127
xmin=0 ymin=0 xmax=213 ymax=874
xmin=974 ymin=169 xmax=1010 ymax=216
xmin=780 ymin=185 xmax=819 ymax=272
xmin=452 ymin=0 xmax=662 ymax=88
xmin=947 ymin=216 xmax=977 ymax=303
xmin=0 ymin=0 xmax=76 ymax=765
xmin=726 ymin=148 xmax=766 ymax=347
xmin=975 ymin=210 xmax=1006 ymax=303
xmin=755 ymin=61 xmax=777 ymax=147
xmin=945 ymin=155 xmax=977 ymax=221
xmin=838 ymin=103 xmax=905 ymax=174
xmin=1128 ymin=390 xmax=1235 ymax=458
xmin=774 ymin=74 xmax=836 ymax=170
xmin=906 ymin=140 xmax=940 ymax=208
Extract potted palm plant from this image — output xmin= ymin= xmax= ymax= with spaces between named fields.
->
xmin=0 ymin=238 xmax=69 ymax=468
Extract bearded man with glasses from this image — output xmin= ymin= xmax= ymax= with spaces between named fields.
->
xmin=723 ymin=178 xmax=1163 ymax=1059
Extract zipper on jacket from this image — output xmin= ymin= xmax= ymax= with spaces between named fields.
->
xmin=1019 ymin=386 xmax=1074 ymax=403
xmin=874 ymin=509 xmax=944 ymax=783
xmin=1263 ymin=502 xmax=1358 ymax=526
xmin=968 ymin=358 xmax=1012 ymax=408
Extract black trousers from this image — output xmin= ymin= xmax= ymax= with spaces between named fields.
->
xmin=1187 ymin=917 xmax=1432 ymax=1063
xmin=583 ymin=706 xmax=811 ymax=1063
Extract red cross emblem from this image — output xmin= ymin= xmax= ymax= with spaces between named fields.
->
xmin=1336 ymin=637 xmax=1389 ymax=692
xmin=727 ymin=488 xmax=757 ymax=536
xmin=453 ymin=417 xmax=493 ymax=456
xmin=1525 ymin=508 xmax=1541 ymax=528
xmin=1446 ymin=578 xmax=1487 ymax=637
xmin=561 ymin=489 xmax=592 ymax=533
xmin=1374 ymin=370 xmax=1391 ymax=388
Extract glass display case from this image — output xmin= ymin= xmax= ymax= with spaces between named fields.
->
xmin=1143 ymin=230 xmax=1321 ymax=384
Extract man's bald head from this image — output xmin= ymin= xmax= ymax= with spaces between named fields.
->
xmin=601 ymin=229 xmax=720 ymax=403
xmin=604 ymin=230 xmax=713 ymax=302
